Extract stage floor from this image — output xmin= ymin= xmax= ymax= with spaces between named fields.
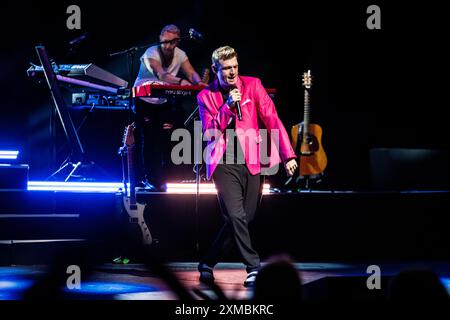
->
xmin=1 ymin=261 xmax=450 ymax=300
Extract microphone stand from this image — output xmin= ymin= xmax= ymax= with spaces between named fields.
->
xmin=109 ymin=36 xmax=192 ymax=124
xmin=184 ymin=106 xmax=202 ymax=254
xmin=109 ymin=46 xmax=139 ymax=124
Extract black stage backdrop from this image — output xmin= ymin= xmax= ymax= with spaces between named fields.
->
xmin=0 ymin=1 xmax=448 ymax=189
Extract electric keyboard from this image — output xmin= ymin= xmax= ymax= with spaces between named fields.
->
xmin=133 ymin=83 xmax=277 ymax=98
xmin=27 ymin=63 xmax=128 ymax=91
xmin=133 ymin=84 xmax=204 ymax=98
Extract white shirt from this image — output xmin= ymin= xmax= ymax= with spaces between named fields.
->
xmin=134 ymin=45 xmax=188 ymax=87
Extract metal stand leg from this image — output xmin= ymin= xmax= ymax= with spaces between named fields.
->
xmin=47 ymin=162 xmax=72 ymax=180
xmin=65 ymin=161 xmax=82 ymax=182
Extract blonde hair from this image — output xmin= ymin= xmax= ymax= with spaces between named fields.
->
xmin=212 ymin=46 xmax=238 ymax=67
xmin=160 ymin=24 xmax=181 ymax=37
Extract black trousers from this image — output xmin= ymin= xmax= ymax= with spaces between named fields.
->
xmin=202 ymin=164 xmax=263 ymax=272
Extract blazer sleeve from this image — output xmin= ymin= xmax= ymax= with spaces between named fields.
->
xmin=254 ymin=79 xmax=296 ymax=162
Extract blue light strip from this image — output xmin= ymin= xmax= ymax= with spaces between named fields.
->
xmin=27 ymin=181 xmax=127 ymax=193
xmin=0 ymin=150 xmax=19 ymax=160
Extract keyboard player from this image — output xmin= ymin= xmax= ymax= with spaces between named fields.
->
xmin=133 ymin=24 xmax=207 ymax=190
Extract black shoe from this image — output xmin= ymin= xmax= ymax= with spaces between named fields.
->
xmin=198 ymin=263 xmax=215 ymax=284
xmin=244 ymin=271 xmax=258 ymax=287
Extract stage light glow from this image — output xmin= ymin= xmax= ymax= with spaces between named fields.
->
xmin=63 ymin=281 xmax=159 ymax=295
xmin=27 ymin=181 xmax=125 ymax=193
xmin=165 ymin=183 xmax=271 ymax=194
xmin=26 ymin=181 xmax=271 ymax=194
xmin=441 ymin=277 xmax=450 ymax=295
xmin=0 ymin=150 xmax=19 ymax=160
xmin=0 ymin=277 xmax=34 ymax=300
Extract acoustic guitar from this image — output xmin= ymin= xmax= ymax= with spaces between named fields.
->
xmin=291 ymin=70 xmax=327 ymax=176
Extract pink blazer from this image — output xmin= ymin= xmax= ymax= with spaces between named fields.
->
xmin=197 ymin=76 xmax=296 ymax=180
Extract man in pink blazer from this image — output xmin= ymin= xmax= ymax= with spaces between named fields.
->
xmin=197 ymin=46 xmax=297 ymax=287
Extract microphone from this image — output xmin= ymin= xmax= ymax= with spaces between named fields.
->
xmin=235 ymin=100 xmax=242 ymax=121
xmin=189 ymin=28 xmax=204 ymax=40
xmin=230 ymin=85 xmax=242 ymax=121
xmin=68 ymin=32 xmax=89 ymax=46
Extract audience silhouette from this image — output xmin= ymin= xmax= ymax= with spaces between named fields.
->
xmin=252 ymin=254 xmax=303 ymax=301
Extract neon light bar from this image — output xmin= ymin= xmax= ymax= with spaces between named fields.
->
xmin=0 ymin=150 xmax=19 ymax=160
xmin=165 ymin=183 xmax=217 ymax=194
xmin=28 ymin=181 xmax=124 ymax=187
xmin=26 ymin=181 xmax=271 ymax=194
xmin=165 ymin=183 xmax=271 ymax=194
xmin=28 ymin=181 xmax=125 ymax=192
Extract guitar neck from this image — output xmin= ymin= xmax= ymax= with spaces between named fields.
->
xmin=303 ymin=89 xmax=310 ymax=133
xmin=126 ymin=145 xmax=136 ymax=204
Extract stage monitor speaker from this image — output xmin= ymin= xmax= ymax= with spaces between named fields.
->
xmin=0 ymin=164 xmax=29 ymax=190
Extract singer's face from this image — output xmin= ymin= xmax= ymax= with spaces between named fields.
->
xmin=215 ymin=57 xmax=239 ymax=89
xmin=160 ymin=31 xmax=180 ymax=56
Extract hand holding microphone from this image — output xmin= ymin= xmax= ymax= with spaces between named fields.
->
xmin=227 ymin=88 xmax=242 ymax=120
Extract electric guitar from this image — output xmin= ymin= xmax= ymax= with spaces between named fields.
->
xmin=121 ymin=123 xmax=152 ymax=245
xmin=291 ymin=70 xmax=327 ymax=176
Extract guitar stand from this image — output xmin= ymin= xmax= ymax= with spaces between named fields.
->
xmin=297 ymin=173 xmax=324 ymax=191
xmin=285 ymin=170 xmax=323 ymax=192
xmin=303 ymin=176 xmax=312 ymax=191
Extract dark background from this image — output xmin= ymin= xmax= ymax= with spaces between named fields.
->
xmin=1 ymin=0 xmax=448 ymax=189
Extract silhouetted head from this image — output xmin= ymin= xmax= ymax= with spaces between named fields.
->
xmin=252 ymin=254 xmax=303 ymax=301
